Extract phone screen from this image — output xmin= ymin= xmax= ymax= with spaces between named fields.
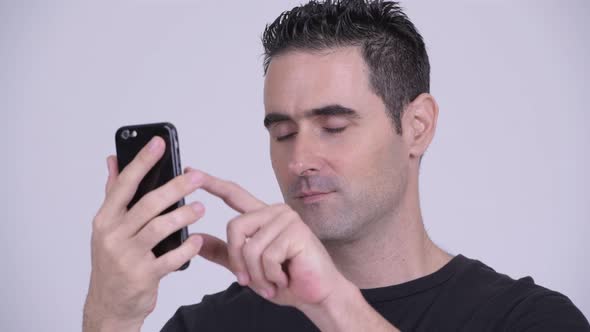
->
xmin=115 ymin=123 xmax=188 ymax=268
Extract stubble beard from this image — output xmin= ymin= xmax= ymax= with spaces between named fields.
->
xmin=290 ymin=189 xmax=396 ymax=246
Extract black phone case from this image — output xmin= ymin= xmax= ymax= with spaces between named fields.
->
xmin=115 ymin=122 xmax=190 ymax=271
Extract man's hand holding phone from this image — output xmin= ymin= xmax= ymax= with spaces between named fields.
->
xmin=83 ymin=136 xmax=206 ymax=331
xmin=84 ymin=131 xmax=361 ymax=332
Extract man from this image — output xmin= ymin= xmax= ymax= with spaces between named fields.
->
xmin=83 ymin=1 xmax=589 ymax=331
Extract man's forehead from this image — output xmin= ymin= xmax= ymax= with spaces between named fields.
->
xmin=263 ymin=47 xmax=372 ymax=117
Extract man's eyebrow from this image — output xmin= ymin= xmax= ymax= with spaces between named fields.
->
xmin=263 ymin=104 xmax=361 ymax=129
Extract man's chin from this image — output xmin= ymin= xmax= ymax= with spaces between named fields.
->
xmin=295 ymin=204 xmax=341 ymax=236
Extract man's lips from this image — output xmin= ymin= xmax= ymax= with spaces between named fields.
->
xmin=296 ymin=191 xmax=333 ymax=198
xmin=295 ymin=191 xmax=335 ymax=204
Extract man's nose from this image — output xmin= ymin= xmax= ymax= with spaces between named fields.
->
xmin=287 ymin=134 xmax=323 ymax=176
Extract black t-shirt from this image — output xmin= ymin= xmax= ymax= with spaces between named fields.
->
xmin=162 ymin=254 xmax=589 ymax=331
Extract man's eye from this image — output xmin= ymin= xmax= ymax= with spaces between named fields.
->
xmin=275 ymin=127 xmax=347 ymax=142
xmin=276 ymin=133 xmax=296 ymax=142
xmin=324 ymin=127 xmax=346 ymax=134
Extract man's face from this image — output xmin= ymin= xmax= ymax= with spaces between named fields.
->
xmin=263 ymin=47 xmax=410 ymax=244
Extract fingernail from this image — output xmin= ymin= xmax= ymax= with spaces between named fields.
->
xmin=260 ymin=289 xmax=269 ymax=299
xmin=148 ymin=137 xmax=162 ymax=152
xmin=191 ymin=236 xmax=203 ymax=247
xmin=190 ymin=202 xmax=204 ymax=214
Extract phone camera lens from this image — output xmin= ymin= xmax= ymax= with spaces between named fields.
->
xmin=121 ymin=129 xmax=130 ymax=140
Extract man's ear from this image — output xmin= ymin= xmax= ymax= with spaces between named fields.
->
xmin=402 ymin=93 xmax=439 ymax=160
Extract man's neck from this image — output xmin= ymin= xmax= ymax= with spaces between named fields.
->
xmin=322 ymin=183 xmax=452 ymax=289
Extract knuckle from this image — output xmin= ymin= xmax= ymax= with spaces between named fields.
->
xmin=158 ymin=254 xmax=174 ymax=271
xmin=149 ymin=218 xmax=169 ymax=237
xmin=179 ymin=173 xmax=196 ymax=191
xmin=226 ymin=218 xmax=241 ymax=237
xmin=167 ymin=210 xmax=182 ymax=225
xmin=226 ymin=234 xmax=241 ymax=253
xmin=228 ymin=240 xmax=242 ymax=252
xmin=141 ymin=191 xmax=167 ymax=211
xmin=241 ymin=241 xmax=255 ymax=259
xmin=137 ymin=148 xmax=154 ymax=164
xmin=263 ymin=261 xmax=277 ymax=278
xmin=148 ymin=189 xmax=168 ymax=205
xmin=261 ymin=249 xmax=277 ymax=265
xmin=173 ymin=208 xmax=194 ymax=226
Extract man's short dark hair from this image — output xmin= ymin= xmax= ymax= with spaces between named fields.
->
xmin=262 ymin=0 xmax=430 ymax=135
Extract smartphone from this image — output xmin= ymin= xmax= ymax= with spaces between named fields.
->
xmin=115 ymin=122 xmax=190 ymax=270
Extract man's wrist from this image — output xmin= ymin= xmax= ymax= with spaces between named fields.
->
xmin=298 ymin=276 xmax=399 ymax=332
xmin=297 ymin=277 xmax=360 ymax=331
xmin=83 ymin=319 xmax=142 ymax=332
xmin=83 ymin=302 xmax=143 ymax=332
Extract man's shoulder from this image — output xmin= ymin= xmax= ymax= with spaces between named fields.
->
xmin=454 ymin=254 xmax=576 ymax=303
xmin=450 ymin=254 xmax=590 ymax=331
xmin=451 ymin=254 xmax=545 ymax=297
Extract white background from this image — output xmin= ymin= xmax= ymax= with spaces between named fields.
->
xmin=1 ymin=0 xmax=588 ymax=330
